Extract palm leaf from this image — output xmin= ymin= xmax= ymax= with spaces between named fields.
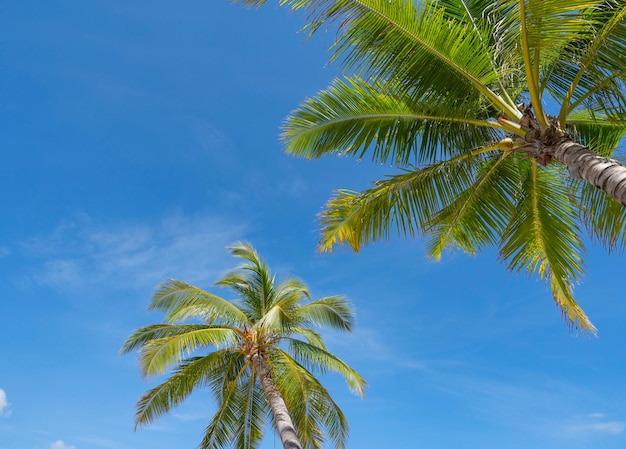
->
xmin=298 ymin=296 xmax=355 ymax=332
xmin=426 ymin=152 xmax=518 ymax=259
xmin=283 ymin=75 xmax=505 ymax=166
xmin=138 ymin=326 xmax=239 ymax=377
xmin=317 ymin=149 xmax=490 ymax=252
xmin=134 ymin=351 xmax=241 ymax=428
xmin=149 ymin=279 xmax=248 ymax=326
xmin=499 ymin=161 xmax=592 ymax=332
xmin=284 ymin=339 xmax=366 ymax=396
xmin=292 ymin=0 xmax=520 ymax=118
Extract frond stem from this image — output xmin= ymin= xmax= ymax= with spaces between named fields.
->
xmin=519 ymin=0 xmax=548 ymax=127
xmin=351 ymin=0 xmax=522 ymax=120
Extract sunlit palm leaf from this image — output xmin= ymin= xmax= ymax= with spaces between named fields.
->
xmin=290 ymin=0 xmax=519 ymax=117
xmin=134 ymin=351 xmax=240 ymax=428
xmin=150 ymin=279 xmax=248 ymax=326
xmin=284 ymin=76 xmax=504 ymax=166
xmin=317 ymin=150 xmax=486 ymax=252
xmin=426 ymin=152 xmax=519 ymax=259
xmin=298 ymin=296 xmax=355 ymax=332
xmin=284 ymin=339 xmax=366 ymax=395
xmin=138 ymin=326 xmax=239 ymax=377
xmin=499 ymin=161 xmax=591 ymax=331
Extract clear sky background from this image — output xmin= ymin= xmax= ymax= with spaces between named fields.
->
xmin=1 ymin=2 xmax=626 ymax=449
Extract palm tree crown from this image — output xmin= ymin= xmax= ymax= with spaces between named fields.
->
xmin=238 ymin=0 xmax=626 ymax=333
xmin=121 ymin=242 xmax=366 ymax=449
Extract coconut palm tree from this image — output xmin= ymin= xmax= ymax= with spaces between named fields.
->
xmin=236 ymin=0 xmax=626 ymax=333
xmin=121 ymin=242 xmax=366 ymax=449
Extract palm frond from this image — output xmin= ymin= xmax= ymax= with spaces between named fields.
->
xmin=567 ymin=110 xmax=626 ymax=157
xmin=232 ymin=372 xmax=268 ymax=449
xmin=217 ymin=242 xmax=277 ymax=320
xmin=271 ymin=348 xmax=351 ymax=449
xmin=298 ymin=296 xmax=355 ymax=332
xmin=149 ymin=279 xmax=248 ymax=326
xmin=134 ymin=351 xmax=241 ymax=428
xmin=499 ymin=161 xmax=593 ymax=332
xmin=283 ymin=76 xmax=506 ymax=167
xmin=138 ymin=326 xmax=239 ymax=378
xmin=426 ymin=152 xmax=518 ymax=259
xmin=317 ymin=148 xmax=491 ymax=252
xmin=294 ymin=0 xmax=520 ymax=118
xmin=555 ymin=2 xmax=626 ymax=122
xmin=578 ymin=182 xmax=626 ymax=253
xmin=284 ymin=339 xmax=366 ymax=396
xmin=200 ymin=365 xmax=259 ymax=449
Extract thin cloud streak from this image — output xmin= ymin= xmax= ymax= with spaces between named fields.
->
xmin=21 ymin=213 xmax=247 ymax=293
xmin=0 ymin=388 xmax=10 ymax=417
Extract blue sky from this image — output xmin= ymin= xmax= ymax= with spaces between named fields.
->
xmin=1 ymin=2 xmax=626 ymax=449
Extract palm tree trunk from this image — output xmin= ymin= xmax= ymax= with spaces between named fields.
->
xmin=552 ymin=140 xmax=626 ymax=205
xmin=250 ymin=353 xmax=303 ymax=449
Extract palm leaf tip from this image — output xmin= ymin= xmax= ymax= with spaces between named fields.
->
xmin=551 ymin=278 xmax=597 ymax=335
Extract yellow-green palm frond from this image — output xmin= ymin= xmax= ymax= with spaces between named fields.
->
xmin=292 ymin=0 xmax=519 ymax=117
xmin=283 ymin=339 xmax=366 ymax=396
xmin=494 ymin=0 xmax=601 ymax=123
xmin=149 ymin=279 xmax=248 ymax=326
xmin=499 ymin=161 xmax=592 ymax=332
xmin=133 ymin=351 xmax=243 ymax=429
xmin=200 ymin=364 xmax=267 ymax=449
xmin=298 ymin=295 xmax=355 ymax=332
xmin=578 ymin=183 xmax=626 ymax=253
xmin=284 ymin=76 xmax=505 ymax=167
xmin=133 ymin=325 xmax=239 ymax=378
xmin=317 ymin=149 xmax=489 ymax=252
xmin=426 ymin=152 xmax=519 ymax=259
xmin=567 ymin=110 xmax=626 ymax=157
xmin=270 ymin=348 xmax=352 ymax=449
xmin=217 ymin=242 xmax=278 ymax=320
xmin=550 ymin=1 xmax=626 ymax=122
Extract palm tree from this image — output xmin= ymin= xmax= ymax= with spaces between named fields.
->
xmin=237 ymin=0 xmax=626 ymax=333
xmin=121 ymin=242 xmax=366 ymax=449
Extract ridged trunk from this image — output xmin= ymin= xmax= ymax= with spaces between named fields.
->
xmin=552 ymin=140 xmax=626 ymax=205
xmin=250 ymin=353 xmax=303 ymax=449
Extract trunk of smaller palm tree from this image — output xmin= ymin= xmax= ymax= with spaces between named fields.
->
xmin=250 ymin=352 xmax=303 ymax=449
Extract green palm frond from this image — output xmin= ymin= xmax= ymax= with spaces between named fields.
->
xmin=283 ymin=76 xmax=506 ymax=166
xmin=291 ymin=327 xmax=325 ymax=348
xmin=555 ymin=2 xmax=626 ymax=122
xmin=317 ymin=149 xmax=490 ymax=252
xmin=426 ymin=152 xmax=519 ymax=259
xmin=270 ymin=348 xmax=350 ymax=449
xmin=578 ymin=182 xmax=626 ymax=253
xmin=217 ymin=242 xmax=278 ymax=319
xmin=138 ymin=326 xmax=239 ymax=378
xmin=284 ymin=339 xmax=366 ymax=396
xmin=293 ymin=0 xmax=520 ymax=118
xmin=200 ymin=363 xmax=257 ymax=449
xmin=567 ymin=111 xmax=626 ymax=157
xmin=149 ymin=279 xmax=249 ymax=325
xmin=499 ymin=161 xmax=592 ymax=332
xmin=298 ymin=296 xmax=355 ymax=332
xmin=134 ymin=351 xmax=241 ymax=428
xmin=232 ymin=374 xmax=268 ymax=449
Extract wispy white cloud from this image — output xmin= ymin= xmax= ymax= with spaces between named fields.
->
xmin=0 ymin=388 xmax=10 ymax=417
xmin=50 ymin=440 xmax=76 ymax=449
xmin=172 ymin=412 xmax=210 ymax=422
xmin=567 ymin=413 xmax=626 ymax=435
xmin=21 ymin=213 xmax=247 ymax=293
